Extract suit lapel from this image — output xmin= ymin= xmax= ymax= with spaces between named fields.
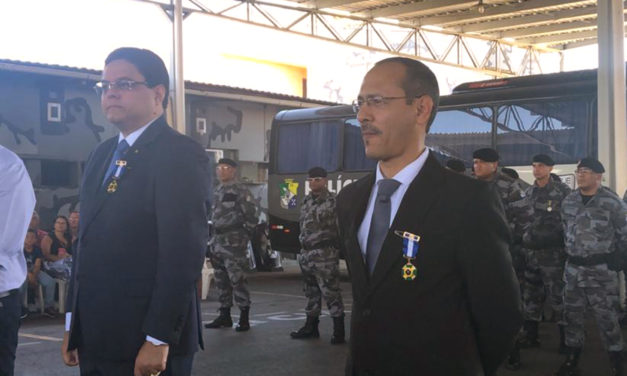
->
xmin=345 ymin=173 xmax=375 ymax=298
xmin=80 ymin=117 xmax=169 ymax=237
xmin=368 ymin=154 xmax=445 ymax=294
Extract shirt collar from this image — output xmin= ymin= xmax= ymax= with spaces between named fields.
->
xmin=375 ymin=147 xmax=429 ymax=184
xmin=117 ymin=116 xmax=160 ymax=147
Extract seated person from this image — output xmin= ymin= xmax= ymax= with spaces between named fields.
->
xmin=19 ymin=229 xmax=58 ymax=318
xmin=41 ymin=215 xmax=73 ymax=282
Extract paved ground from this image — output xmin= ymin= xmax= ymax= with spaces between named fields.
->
xmin=13 ymin=260 xmax=625 ymax=376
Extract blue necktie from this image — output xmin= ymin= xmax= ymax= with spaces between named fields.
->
xmin=102 ymin=139 xmax=129 ymax=186
xmin=366 ymin=179 xmax=401 ymax=275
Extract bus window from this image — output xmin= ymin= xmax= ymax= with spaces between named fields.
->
xmin=496 ymin=99 xmax=591 ymax=166
xmin=426 ymin=107 xmax=493 ymax=163
xmin=343 ymin=118 xmax=377 ymax=171
xmin=276 ymin=121 xmax=340 ymax=173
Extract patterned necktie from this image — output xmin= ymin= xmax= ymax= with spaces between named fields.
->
xmin=101 ymin=139 xmax=129 ymax=186
xmin=366 ymin=178 xmax=401 ymax=275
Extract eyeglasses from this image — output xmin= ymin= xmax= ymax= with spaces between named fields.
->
xmin=351 ymin=95 xmax=421 ymax=113
xmin=216 ymin=165 xmax=234 ymax=171
xmin=93 ymin=80 xmax=149 ymax=96
xmin=306 ymin=177 xmax=325 ymax=182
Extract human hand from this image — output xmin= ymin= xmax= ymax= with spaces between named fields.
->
xmin=134 ymin=341 xmax=169 ymax=376
xmin=61 ymin=331 xmax=79 ymax=367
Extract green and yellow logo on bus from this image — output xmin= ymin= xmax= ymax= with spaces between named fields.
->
xmin=279 ymin=179 xmax=299 ymax=209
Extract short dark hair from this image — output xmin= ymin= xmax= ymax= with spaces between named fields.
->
xmin=105 ymin=47 xmax=169 ymax=109
xmin=374 ymin=57 xmax=440 ymax=132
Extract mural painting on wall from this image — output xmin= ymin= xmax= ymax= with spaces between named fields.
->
xmin=208 ymin=106 xmax=243 ymax=145
xmin=0 ymin=114 xmax=36 ymax=146
xmin=1 ymin=94 xmax=107 ymax=229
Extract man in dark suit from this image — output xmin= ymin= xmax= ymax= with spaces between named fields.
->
xmin=61 ymin=47 xmax=209 ymax=376
xmin=337 ymin=57 xmax=522 ymax=376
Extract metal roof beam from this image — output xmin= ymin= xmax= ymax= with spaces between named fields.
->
xmin=416 ymin=0 xmax=592 ymax=27
xmin=459 ymin=7 xmax=596 ymax=33
xmin=309 ymin=0 xmax=366 ymax=9
xmin=498 ymin=13 xmax=627 ymax=38
xmin=497 ymin=19 xmax=598 ymax=38
xmin=519 ymin=26 xmax=627 ymax=44
xmin=361 ymin=0 xmax=476 ymax=19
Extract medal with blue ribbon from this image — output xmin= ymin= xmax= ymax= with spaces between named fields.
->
xmin=395 ymin=230 xmax=420 ymax=281
xmin=107 ymin=159 xmax=127 ymax=193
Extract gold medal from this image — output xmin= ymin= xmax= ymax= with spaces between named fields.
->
xmin=107 ymin=180 xmax=118 ymax=193
xmin=547 ymin=200 xmax=553 ymax=212
xmin=402 ymin=259 xmax=417 ymax=281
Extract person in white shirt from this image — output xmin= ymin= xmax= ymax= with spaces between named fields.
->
xmin=0 ymin=145 xmax=36 ymax=376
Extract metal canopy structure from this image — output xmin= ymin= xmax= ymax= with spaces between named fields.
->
xmin=139 ymin=0 xmax=626 ymax=77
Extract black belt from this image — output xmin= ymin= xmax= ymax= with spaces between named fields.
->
xmin=567 ymin=254 xmax=609 ymax=266
xmin=214 ymin=224 xmax=244 ymax=235
xmin=302 ymin=240 xmax=338 ymax=251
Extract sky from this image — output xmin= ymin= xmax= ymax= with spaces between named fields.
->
xmin=0 ymin=0 xmax=622 ymax=102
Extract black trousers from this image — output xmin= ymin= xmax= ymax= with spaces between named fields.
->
xmin=0 ymin=290 xmax=21 ymax=376
xmin=79 ymin=350 xmax=195 ymax=376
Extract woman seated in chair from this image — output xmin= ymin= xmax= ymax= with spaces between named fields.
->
xmin=41 ymin=215 xmax=73 ymax=285
xmin=20 ymin=229 xmax=57 ymax=318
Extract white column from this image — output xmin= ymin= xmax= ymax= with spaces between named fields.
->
xmin=597 ymin=0 xmax=626 ymax=195
xmin=170 ymin=0 xmax=186 ymax=135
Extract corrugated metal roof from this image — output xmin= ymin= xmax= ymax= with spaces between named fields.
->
xmin=286 ymin=0 xmax=624 ymax=49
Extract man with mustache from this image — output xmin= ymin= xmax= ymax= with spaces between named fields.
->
xmin=336 ymin=57 xmax=522 ymax=376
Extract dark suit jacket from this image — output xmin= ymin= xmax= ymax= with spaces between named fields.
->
xmin=336 ymin=153 xmax=522 ymax=376
xmin=67 ymin=116 xmax=209 ymax=361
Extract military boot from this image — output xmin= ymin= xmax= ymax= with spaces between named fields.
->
xmin=205 ymin=307 xmax=233 ymax=329
xmin=558 ymin=325 xmax=568 ymax=354
xmin=518 ymin=320 xmax=541 ymax=348
xmin=554 ymin=347 xmax=581 ymax=376
xmin=330 ymin=315 xmax=345 ymax=344
xmin=235 ymin=307 xmax=250 ymax=332
xmin=609 ymin=351 xmax=623 ymax=376
xmin=290 ymin=316 xmax=320 ymax=339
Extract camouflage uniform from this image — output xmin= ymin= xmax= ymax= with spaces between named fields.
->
xmin=209 ymin=181 xmax=258 ymax=309
xmin=561 ymin=187 xmax=627 ymax=351
xmin=298 ymin=189 xmax=344 ymax=318
xmin=487 ymin=171 xmax=534 ymax=281
xmin=521 ymin=179 xmax=571 ymax=323
xmin=623 ymin=189 xmax=626 ymax=204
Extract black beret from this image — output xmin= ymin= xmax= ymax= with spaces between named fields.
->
xmin=472 ymin=148 xmax=499 ymax=162
xmin=445 ymin=159 xmax=466 ymax=173
xmin=500 ymin=167 xmax=519 ymax=180
xmin=218 ymin=158 xmax=238 ymax=167
xmin=308 ymin=167 xmax=327 ymax=178
xmin=532 ymin=154 xmax=555 ymax=166
xmin=577 ymin=157 xmax=605 ymax=173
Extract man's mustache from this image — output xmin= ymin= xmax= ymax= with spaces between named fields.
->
xmin=361 ymin=124 xmax=382 ymax=135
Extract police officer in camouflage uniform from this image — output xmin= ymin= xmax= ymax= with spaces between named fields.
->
xmin=205 ymin=158 xmax=258 ymax=332
xmin=473 ymin=148 xmax=533 ymax=370
xmin=555 ymin=158 xmax=627 ymax=376
xmin=290 ymin=167 xmax=345 ymax=344
xmin=519 ymin=154 xmax=571 ymax=352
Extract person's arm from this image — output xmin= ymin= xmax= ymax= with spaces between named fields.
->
xmin=41 ymin=236 xmax=62 ymax=262
xmin=0 ymin=148 xmax=36 ymax=293
xmin=142 ymin=140 xmax=209 ymax=343
xmin=240 ymin=187 xmax=259 ymax=236
xmin=458 ymin=183 xmax=522 ymax=376
xmin=29 ymin=258 xmax=42 ymax=285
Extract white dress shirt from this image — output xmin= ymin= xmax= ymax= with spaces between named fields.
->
xmin=357 ymin=148 xmax=429 ymax=257
xmin=0 ymin=145 xmax=36 ymax=294
xmin=66 ymin=118 xmax=166 ymax=345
